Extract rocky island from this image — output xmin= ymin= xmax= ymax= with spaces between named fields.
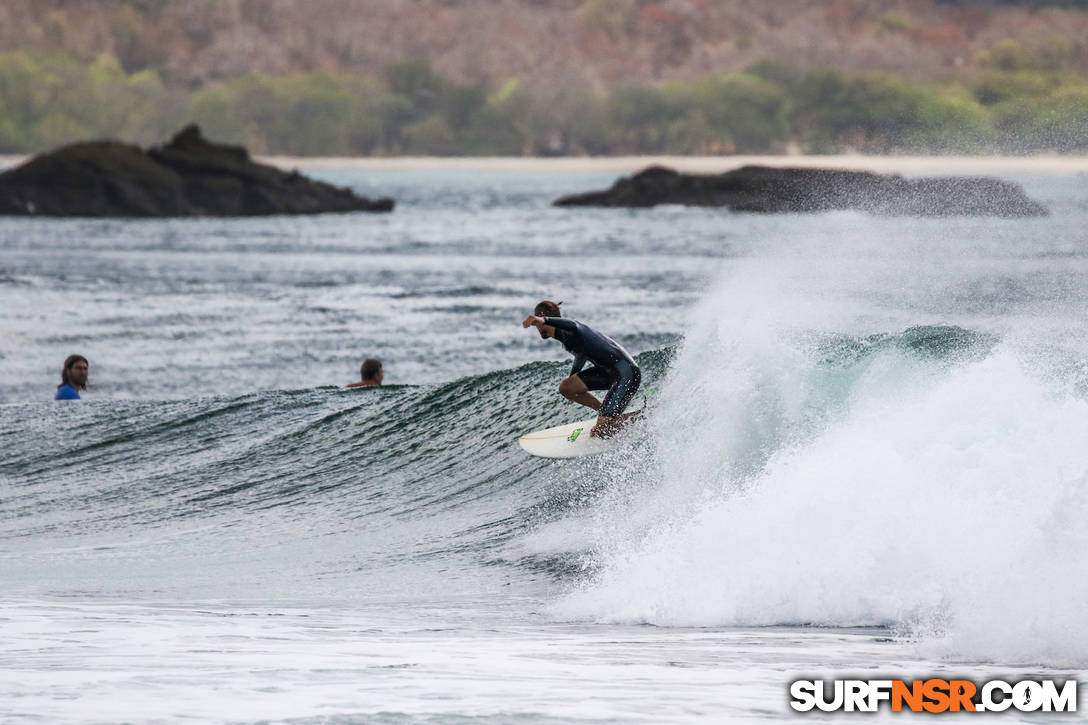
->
xmin=554 ymin=166 xmax=1047 ymax=217
xmin=0 ymin=125 xmax=394 ymax=217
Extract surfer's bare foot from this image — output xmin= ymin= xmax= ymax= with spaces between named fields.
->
xmin=591 ymin=416 xmax=621 ymax=438
xmin=591 ymin=408 xmax=646 ymax=437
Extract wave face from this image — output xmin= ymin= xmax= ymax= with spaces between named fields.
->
xmin=550 ymin=259 xmax=1088 ymax=668
xmin=0 ymin=350 xmax=672 ymax=603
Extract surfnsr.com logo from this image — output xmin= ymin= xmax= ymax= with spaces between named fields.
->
xmin=789 ymin=679 xmax=1077 ymax=713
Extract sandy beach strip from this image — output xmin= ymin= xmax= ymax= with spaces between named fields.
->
xmin=3 ymin=153 xmax=1087 ymax=175
xmin=256 ymin=154 xmax=1088 ymax=175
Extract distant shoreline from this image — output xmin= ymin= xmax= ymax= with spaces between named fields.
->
xmin=262 ymin=154 xmax=1088 ymax=175
xmin=4 ymin=154 xmax=1088 ymax=175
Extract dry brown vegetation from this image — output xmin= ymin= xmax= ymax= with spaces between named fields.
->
xmin=2 ymin=0 xmax=1086 ymax=90
xmin=1 ymin=1 xmax=1085 ymax=155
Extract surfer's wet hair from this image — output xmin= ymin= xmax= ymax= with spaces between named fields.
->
xmin=361 ymin=358 xmax=382 ymax=381
xmin=534 ymin=300 xmax=562 ymax=318
xmin=60 ymin=354 xmax=88 ymax=390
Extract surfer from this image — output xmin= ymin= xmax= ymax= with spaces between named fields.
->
xmin=55 ymin=354 xmax=88 ymax=400
xmin=346 ymin=358 xmax=383 ymax=388
xmin=522 ymin=300 xmax=641 ymax=438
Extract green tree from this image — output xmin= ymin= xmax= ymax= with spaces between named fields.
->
xmin=466 ymin=79 xmax=533 ymax=155
xmin=672 ymin=72 xmax=791 ymax=152
xmin=993 ymin=85 xmax=1088 ymax=151
xmin=793 ymin=70 xmax=993 ymax=153
xmin=0 ymin=50 xmax=174 ymax=152
xmin=607 ymin=84 xmax=680 ymax=153
xmin=385 ymin=61 xmax=447 ymax=123
xmin=274 ymin=74 xmax=357 ymax=155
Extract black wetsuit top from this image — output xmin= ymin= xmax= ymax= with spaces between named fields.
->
xmin=544 ymin=317 xmax=641 ymax=417
xmin=544 ymin=317 xmax=636 ymax=376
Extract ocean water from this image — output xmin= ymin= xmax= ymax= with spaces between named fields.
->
xmin=2 ymin=166 xmax=1087 ymax=722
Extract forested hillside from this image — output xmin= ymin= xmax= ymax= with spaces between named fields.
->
xmin=1 ymin=0 xmax=1086 ymax=155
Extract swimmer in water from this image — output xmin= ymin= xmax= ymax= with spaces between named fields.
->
xmin=346 ymin=358 xmax=383 ymax=388
xmin=55 ymin=354 xmax=88 ymax=400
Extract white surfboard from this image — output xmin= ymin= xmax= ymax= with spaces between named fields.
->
xmin=518 ymin=409 xmax=652 ymax=458
xmin=518 ymin=416 xmax=617 ymax=458
xmin=519 ymin=390 xmax=658 ymax=459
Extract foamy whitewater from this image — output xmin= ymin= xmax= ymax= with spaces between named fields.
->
xmin=2 ymin=165 xmax=1086 ymax=722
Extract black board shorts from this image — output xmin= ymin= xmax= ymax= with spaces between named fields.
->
xmin=576 ymin=362 xmax=642 ymax=417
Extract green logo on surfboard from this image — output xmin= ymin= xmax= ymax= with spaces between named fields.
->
xmin=568 ymin=428 xmax=583 ymax=442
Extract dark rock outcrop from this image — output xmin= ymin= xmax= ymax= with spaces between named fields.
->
xmin=554 ymin=165 xmax=1047 ymax=217
xmin=0 ymin=125 xmax=394 ymax=217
